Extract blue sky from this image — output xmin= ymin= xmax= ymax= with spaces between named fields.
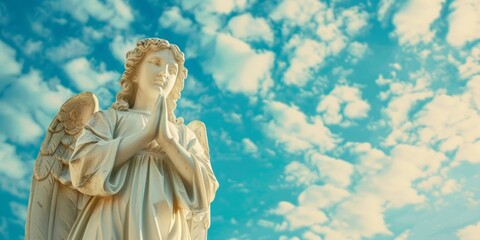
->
xmin=1 ymin=0 xmax=480 ymax=239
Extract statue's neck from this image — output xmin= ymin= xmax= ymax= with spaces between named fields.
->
xmin=132 ymin=92 xmax=156 ymax=113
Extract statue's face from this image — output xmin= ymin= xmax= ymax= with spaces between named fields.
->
xmin=135 ymin=49 xmax=179 ymax=99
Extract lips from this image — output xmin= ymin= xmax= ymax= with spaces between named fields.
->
xmin=154 ymin=77 xmax=166 ymax=87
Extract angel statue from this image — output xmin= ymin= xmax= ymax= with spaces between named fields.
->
xmin=25 ymin=38 xmax=219 ymax=239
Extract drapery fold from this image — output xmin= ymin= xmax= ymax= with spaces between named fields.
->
xmin=67 ymin=108 xmax=218 ymax=239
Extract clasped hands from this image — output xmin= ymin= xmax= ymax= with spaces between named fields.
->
xmin=143 ymin=94 xmax=178 ymax=148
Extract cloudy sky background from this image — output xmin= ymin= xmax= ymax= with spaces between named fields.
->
xmin=1 ymin=0 xmax=480 ymax=239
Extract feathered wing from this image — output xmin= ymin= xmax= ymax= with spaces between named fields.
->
xmin=25 ymin=92 xmax=98 ymax=240
xmin=186 ymin=120 xmax=211 ymax=240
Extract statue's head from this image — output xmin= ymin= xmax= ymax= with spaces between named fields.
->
xmin=112 ymin=38 xmax=187 ymax=123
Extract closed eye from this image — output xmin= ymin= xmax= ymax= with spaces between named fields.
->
xmin=149 ymin=58 xmax=162 ymax=66
xmin=168 ymin=65 xmax=178 ymax=75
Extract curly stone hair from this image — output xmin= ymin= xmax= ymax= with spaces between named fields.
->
xmin=111 ymin=38 xmax=187 ymax=124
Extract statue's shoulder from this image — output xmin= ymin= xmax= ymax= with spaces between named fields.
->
xmin=84 ymin=107 xmax=120 ymax=129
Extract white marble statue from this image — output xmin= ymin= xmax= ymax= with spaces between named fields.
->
xmin=25 ymin=38 xmax=219 ymax=239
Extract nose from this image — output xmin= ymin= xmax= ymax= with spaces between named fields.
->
xmin=163 ymin=64 xmax=169 ymax=73
xmin=157 ymin=64 xmax=168 ymax=77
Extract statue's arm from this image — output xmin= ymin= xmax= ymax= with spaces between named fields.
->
xmin=163 ymin=134 xmax=196 ymax=185
xmin=172 ymin=122 xmax=219 ymax=206
xmin=69 ymin=109 xmax=144 ymax=196
xmin=113 ymin=130 xmax=150 ymax=169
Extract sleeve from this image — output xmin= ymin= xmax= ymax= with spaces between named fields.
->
xmin=170 ymin=125 xmax=219 ymax=213
xmin=69 ymin=109 xmax=128 ymax=196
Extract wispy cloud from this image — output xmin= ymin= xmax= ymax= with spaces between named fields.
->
xmin=227 ymin=13 xmax=274 ymax=44
xmin=263 ymin=100 xmax=339 ymax=153
xmin=56 ymin=0 xmax=134 ymax=29
xmin=317 ymin=85 xmax=371 ymax=126
xmin=64 ymin=57 xmax=120 ymax=91
xmin=159 ymin=7 xmax=195 ymax=35
xmin=45 ymin=37 xmax=91 ymax=62
xmin=0 ymin=40 xmax=22 ymax=79
xmin=201 ymin=34 xmax=274 ymax=94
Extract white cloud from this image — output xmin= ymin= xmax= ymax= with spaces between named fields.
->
xmin=46 ymin=38 xmax=91 ymax=62
xmin=414 ymin=94 xmax=480 ymax=154
xmin=392 ymin=0 xmax=445 ymax=45
xmin=0 ymin=40 xmax=22 ymax=78
xmin=457 ymin=221 xmax=480 ymax=240
xmin=446 ymin=0 xmax=480 ymax=47
xmin=224 ymin=112 xmax=242 ymax=124
xmin=177 ymin=97 xmax=203 ymax=122
xmin=0 ymin=139 xmax=32 ymax=199
xmin=272 ymin=201 xmax=295 ymax=215
xmin=347 ymin=42 xmax=368 ymax=60
xmin=0 ymin=70 xmax=74 ymax=144
xmin=182 ymin=75 xmax=208 ymax=97
xmin=272 ymin=201 xmax=328 ymax=230
xmin=309 ymin=154 xmax=354 ymax=188
xmin=82 ymin=26 xmax=105 ymax=41
xmin=303 ymin=231 xmax=321 ymax=240
xmin=0 ymin=141 xmax=29 ymax=179
xmin=109 ymin=35 xmax=142 ymax=63
xmin=332 ymin=193 xmax=393 ymax=238
xmin=316 ymin=5 xmax=369 ymax=51
xmin=291 ymin=144 xmax=447 ymax=240
xmin=298 ymin=184 xmax=350 ymax=209
xmin=270 ymin=0 xmax=325 ymax=26
xmin=357 ymin=144 xmax=446 ymax=209
xmin=285 ymin=206 xmax=328 ymax=230
xmin=280 ymin=4 xmax=370 ymax=87
xmin=317 ymin=85 xmax=371 ymax=125
xmin=383 ymin=90 xmax=434 ymax=145
xmin=284 ymin=161 xmax=317 ymax=186
xmin=440 ymin=179 xmax=460 ymax=194
xmin=0 ymin=103 xmax=43 ymax=144
xmin=377 ymin=0 xmax=395 ymax=25
xmin=17 ymin=72 xmax=73 ymax=113
xmin=283 ymin=38 xmax=328 ymax=86
xmin=257 ymin=219 xmax=276 ymax=229
xmin=417 ymin=176 xmax=442 ymax=191
xmin=263 ymin=100 xmax=339 ymax=153
xmin=159 ymin=7 xmax=194 ymax=34
xmin=64 ymin=57 xmax=120 ymax=91
xmin=206 ymin=0 xmax=246 ymax=14
xmin=346 ymin=142 xmax=388 ymax=175
xmin=242 ymin=138 xmax=258 ymax=154
xmin=454 ymin=141 xmax=480 ymax=164
xmin=395 ymin=229 xmax=411 ymax=240
xmin=341 ymin=6 xmax=369 ymax=37
xmin=227 ymin=13 xmax=274 ymax=44
xmin=23 ymin=40 xmax=43 ymax=56
xmin=31 ymin=21 xmax=51 ymax=38
xmin=57 ymin=0 xmax=133 ymax=29
xmin=377 ymin=70 xmax=435 ymax=146
xmin=417 ymin=175 xmax=460 ymax=196
xmin=467 ymin=75 xmax=480 ymax=110
xmin=10 ymin=202 xmax=27 ymax=222
xmin=179 ymin=0 xmax=249 ymax=31
xmin=202 ymin=34 xmax=274 ymax=94
xmin=456 ymin=45 xmax=480 ymax=79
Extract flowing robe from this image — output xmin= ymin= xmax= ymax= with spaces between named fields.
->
xmin=67 ymin=108 xmax=219 ymax=239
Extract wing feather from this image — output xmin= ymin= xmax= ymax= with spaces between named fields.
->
xmin=186 ymin=120 xmax=211 ymax=240
xmin=187 ymin=120 xmax=210 ymax=159
xmin=25 ymin=92 xmax=98 ymax=240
